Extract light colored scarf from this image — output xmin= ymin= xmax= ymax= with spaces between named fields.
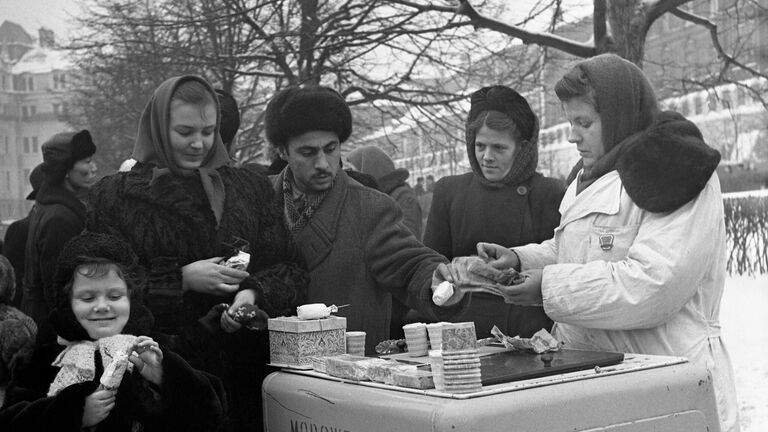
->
xmin=48 ymin=334 xmax=137 ymax=396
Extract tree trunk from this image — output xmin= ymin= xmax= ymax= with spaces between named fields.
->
xmin=606 ymin=0 xmax=650 ymax=66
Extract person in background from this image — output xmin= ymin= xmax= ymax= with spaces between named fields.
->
xmin=22 ymin=130 xmax=98 ymax=344
xmin=418 ymin=175 xmax=435 ymax=234
xmin=265 ymin=85 xmax=468 ymax=354
xmin=347 ymin=145 xmax=423 ymax=338
xmin=423 ymin=85 xmax=564 ymax=339
xmin=414 ymin=176 xmax=425 ymax=196
xmin=0 ymin=255 xmax=37 ymax=408
xmin=214 ymin=89 xmax=240 ymax=154
xmin=3 ymin=164 xmax=44 ymax=308
xmin=347 ymin=145 xmax=422 ymax=239
xmin=0 ymin=232 xmax=225 ymax=431
xmin=86 ymin=75 xmax=308 ymax=432
xmin=475 ymin=54 xmax=739 ymax=432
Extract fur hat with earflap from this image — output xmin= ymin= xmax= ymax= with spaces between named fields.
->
xmin=41 ymin=130 xmax=96 ymax=185
xmin=48 ymin=232 xmax=153 ymax=342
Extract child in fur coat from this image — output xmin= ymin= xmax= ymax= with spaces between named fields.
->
xmin=0 ymin=232 xmax=226 ymax=431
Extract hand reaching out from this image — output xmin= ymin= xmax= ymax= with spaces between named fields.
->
xmin=496 ymin=269 xmax=543 ymax=306
xmin=129 ymin=336 xmax=164 ymax=387
xmin=476 ymin=242 xmax=520 ymax=270
xmin=82 ymin=389 xmax=115 ymax=428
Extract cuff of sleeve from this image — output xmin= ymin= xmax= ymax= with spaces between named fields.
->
xmin=238 ymin=276 xmax=264 ymax=304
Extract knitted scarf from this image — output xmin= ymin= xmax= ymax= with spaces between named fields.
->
xmin=282 ymin=167 xmax=331 ymax=234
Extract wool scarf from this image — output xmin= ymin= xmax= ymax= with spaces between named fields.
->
xmin=282 ymin=167 xmax=331 ymax=234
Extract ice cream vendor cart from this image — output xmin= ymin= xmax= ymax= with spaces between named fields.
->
xmin=262 ymin=352 xmax=721 ymax=431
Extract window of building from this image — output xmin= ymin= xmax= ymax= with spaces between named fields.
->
xmin=27 ymin=76 xmax=34 ymax=91
xmin=30 ymin=105 xmax=36 ymax=116
xmin=736 ymin=88 xmax=747 ymax=106
xmin=720 ymin=89 xmax=732 ymax=108
xmin=21 ymin=106 xmax=28 ymax=119
xmin=23 ymin=137 xmax=30 ymax=153
xmin=680 ymin=99 xmax=690 ymax=116
xmin=693 ymin=94 xmax=703 ymax=115
xmin=53 ymin=72 xmax=67 ymax=89
xmin=13 ymin=75 xmax=26 ymax=91
xmin=32 ymin=137 xmax=38 ymax=153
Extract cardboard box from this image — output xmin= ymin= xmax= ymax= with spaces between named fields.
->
xmin=268 ymin=316 xmax=347 ymax=369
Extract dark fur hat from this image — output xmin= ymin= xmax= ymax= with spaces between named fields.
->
xmin=41 ymin=130 xmax=96 ymax=184
xmin=467 ymin=85 xmax=537 ymax=143
xmin=49 ymin=232 xmax=153 ymax=341
xmin=25 ymin=163 xmax=44 ymax=200
xmin=265 ymin=86 xmax=352 ymax=149
xmin=618 ymin=111 xmax=720 ymax=212
xmin=0 ymin=255 xmax=15 ymax=304
xmin=215 ymin=88 xmax=241 ymax=150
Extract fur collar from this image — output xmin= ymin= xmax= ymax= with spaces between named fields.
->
xmin=617 ymin=111 xmax=720 ymax=213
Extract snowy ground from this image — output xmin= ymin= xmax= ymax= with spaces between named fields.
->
xmin=720 ymin=275 xmax=768 ymax=432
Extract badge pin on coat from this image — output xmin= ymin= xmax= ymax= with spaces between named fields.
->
xmin=599 ymin=234 xmax=614 ymax=251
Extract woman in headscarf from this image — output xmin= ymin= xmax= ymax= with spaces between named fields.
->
xmin=476 ymin=54 xmax=739 ymax=432
xmin=86 ymin=75 xmax=308 ymax=432
xmin=423 ymin=85 xmax=565 ymax=339
xmin=22 ymin=130 xmax=98 ymax=344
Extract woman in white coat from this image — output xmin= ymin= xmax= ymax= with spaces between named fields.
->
xmin=475 ymin=54 xmax=739 ymax=432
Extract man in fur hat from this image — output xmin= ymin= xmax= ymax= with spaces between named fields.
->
xmin=21 ymin=130 xmax=98 ymax=344
xmin=265 ymin=86 xmax=467 ymax=354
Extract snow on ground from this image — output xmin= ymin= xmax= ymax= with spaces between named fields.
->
xmin=721 ymin=275 xmax=768 ymax=432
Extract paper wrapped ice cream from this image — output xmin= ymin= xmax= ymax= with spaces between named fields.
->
xmin=433 ymin=256 xmax=527 ymax=305
xmin=98 ymin=334 xmax=138 ymax=391
xmin=222 ymin=250 xmax=250 ymax=271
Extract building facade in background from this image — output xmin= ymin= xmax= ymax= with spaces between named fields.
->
xmin=0 ymin=20 xmax=74 ymax=230
xmin=358 ymin=0 xmax=768 ymax=184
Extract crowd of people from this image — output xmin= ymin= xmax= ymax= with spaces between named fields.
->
xmin=0 ymin=53 xmax=738 ymax=432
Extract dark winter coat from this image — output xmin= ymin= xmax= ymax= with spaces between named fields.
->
xmin=424 ymin=172 xmax=564 ymax=338
xmin=21 ymin=182 xmax=86 ymax=344
xmin=273 ymin=168 xmax=469 ymax=354
xmin=86 ymin=162 xmax=309 ymax=432
xmin=0 ymin=343 xmax=226 ymax=432
xmin=3 ymin=215 xmax=31 ymax=308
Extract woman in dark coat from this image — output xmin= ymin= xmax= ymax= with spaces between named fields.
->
xmin=22 ymin=130 xmax=98 ymax=344
xmin=85 ymin=75 xmax=309 ymax=431
xmin=423 ymin=85 xmax=565 ymax=339
xmin=1 ymin=232 xmax=226 ymax=432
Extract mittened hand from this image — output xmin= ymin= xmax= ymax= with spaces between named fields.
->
xmin=129 ymin=336 xmax=164 ymax=386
